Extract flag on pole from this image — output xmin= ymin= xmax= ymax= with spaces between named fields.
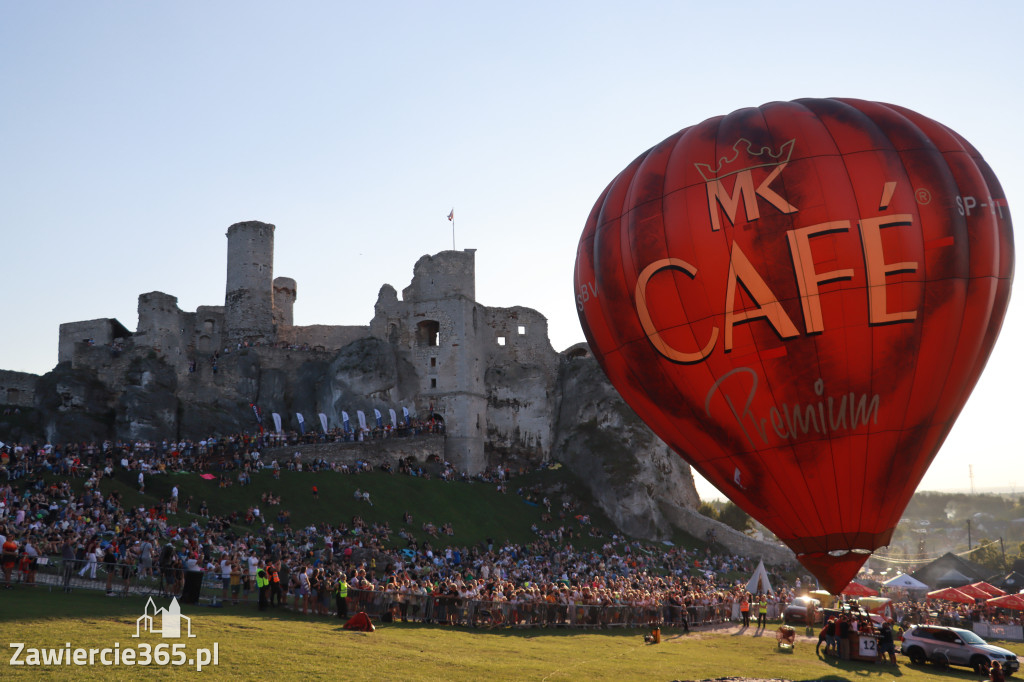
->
xmin=250 ymin=403 xmax=264 ymax=434
xmin=447 ymin=209 xmax=454 ymax=221
xmin=296 ymin=412 xmax=305 ymax=435
xmin=318 ymin=412 xmax=329 ymax=434
xmin=272 ymin=413 xmax=282 ymax=434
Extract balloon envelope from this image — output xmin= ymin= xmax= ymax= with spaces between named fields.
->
xmin=575 ymin=98 xmax=1014 ymax=593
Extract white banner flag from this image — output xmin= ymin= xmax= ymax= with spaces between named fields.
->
xmin=272 ymin=413 xmax=282 ymax=434
xmin=389 ymin=408 xmax=398 ymax=427
xmin=296 ymin=412 xmax=305 ymax=425
xmin=357 ymin=410 xmax=367 ymax=430
xmin=318 ymin=412 xmax=329 ymax=433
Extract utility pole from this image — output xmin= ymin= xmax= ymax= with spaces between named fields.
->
xmin=967 ymin=519 xmax=972 ymax=551
xmin=1000 ymin=537 xmax=1006 ymax=570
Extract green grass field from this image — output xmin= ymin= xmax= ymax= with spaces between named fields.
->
xmin=90 ymin=464 xmax=710 ymax=556
xmin=1 ymin=588 xmax=1013 ymax=680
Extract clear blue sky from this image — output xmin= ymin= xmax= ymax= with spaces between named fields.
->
xmin=1 ymin=1 xmax=1020 ymax=499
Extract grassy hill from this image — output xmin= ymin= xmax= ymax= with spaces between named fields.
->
xmin=82 ymin=463 xmax=707 ymax=556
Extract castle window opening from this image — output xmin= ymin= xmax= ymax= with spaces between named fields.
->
xmin=518 ymin=325 xmax=526 ymax=335
xmin=430 ymin=357 xmax=436 ymax=367
xmin=204 ymin=319 xmax=216 ymax=333
xmin=497 ymin=336 xmax=506 ymax=346
xmin=416 ymin=320 xmax=440 ymax=347
xmin=6 ymin=388 xmax=19 ymax=404
xmin=430 ymin=378 xmax=437 ymax=388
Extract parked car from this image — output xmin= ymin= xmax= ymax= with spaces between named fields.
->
xmin=782 ymin=596 xmax=820 ymax=624
xmin=900 ymin=624 xmax=1019 ymax=675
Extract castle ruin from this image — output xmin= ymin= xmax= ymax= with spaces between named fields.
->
xmin=44 ymin=220 xmax=558 ymax=473
xmin=0 ymin=219 xmax=803 ymax=560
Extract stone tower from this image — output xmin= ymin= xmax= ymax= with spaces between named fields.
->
xmin=225 ymin=221 xmax=275 ymax=345
xmin=273 ymin=277 xmax=297 ymax=328
xmin=371 ymin=249 xmax=488 ymax=472
xmin=136 ymin=291 xmax=184 ymax=359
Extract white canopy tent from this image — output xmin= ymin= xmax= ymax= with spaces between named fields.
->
xmin=746 ymin=559 xmax=775 ymax=595
xmin=882 ymin=573 xmax=929 ymax=591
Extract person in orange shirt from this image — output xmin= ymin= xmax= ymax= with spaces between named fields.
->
xmin=1 ymin=535 xmax=18 ymax=588
xmin=740 ymin=592 xmax=751 ymax=627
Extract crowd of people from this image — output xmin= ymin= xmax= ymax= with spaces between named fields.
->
xmin=0 ymin=433 xmax=1019 ymax=636
xmin=0 ymin=432 xmax=798 ymax=622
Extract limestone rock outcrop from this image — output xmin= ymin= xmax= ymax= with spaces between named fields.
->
xmin=554 ymin=353 xmax=700 ymax=540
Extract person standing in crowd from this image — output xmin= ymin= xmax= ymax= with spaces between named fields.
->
xmin=335 ymin=570 xmax=349 ymax=619
xmin=269 ymin=561 xmax=283 ymax=607
xmin=103 ymin=543 xmax=118 ymax=595
xmin=61 ymin=534 xmax=76 ymax=592
xmin=78 ymin=536 xmax=99 ymax=579
xmin=838 ymin=613 xmax=851 ymax=660
xmin=739 ymin=593 xmax=750 ymax=627
xmin=878 ymin=619 xmax=897 ymax=666
xmin=256 ymin=563 xmax=270 ymax=611
xmin=1 ymin=533 xmax=18 ymax=588
xmin=756 ymin=594 xmax=768 ymax=629
xmin=21 ymin=536 xmax=39 ymax=587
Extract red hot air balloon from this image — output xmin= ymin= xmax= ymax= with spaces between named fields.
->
xmin=574 ymin=98 xmax=1014 ymax=593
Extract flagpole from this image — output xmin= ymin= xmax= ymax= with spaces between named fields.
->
xmin=448 ymin=208 xmax=456 ymax=250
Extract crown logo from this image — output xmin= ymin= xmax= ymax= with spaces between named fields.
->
xmin=695 ymin=138 xmax=795 ymax=182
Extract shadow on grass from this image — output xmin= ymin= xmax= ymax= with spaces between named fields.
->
xmin=814 ymin=650 xmax=912 ymax=679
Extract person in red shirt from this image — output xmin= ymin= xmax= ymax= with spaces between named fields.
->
xmin=1 ymin=536 xmax=18 ymax=588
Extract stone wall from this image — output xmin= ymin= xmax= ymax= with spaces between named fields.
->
xmin=277 ymin=324 xmax=370 ymax=351
xmin=0 ymin=370 xmax=38 ymax=407
xmin=136 ymin=292 xmax=185 ymax=358
xmin=58 ymin=318 xmax=131 ymax=365
xmin=272 ymin=277 xmax=296 ymax=328
xmin=401 ymin=250 xmax=476 ymax=302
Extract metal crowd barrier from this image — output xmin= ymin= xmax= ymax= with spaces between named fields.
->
xmin=8 ymin=558 xmax=781 ymax=631
xmin=11 ymin=555 xmax=224 ymax=602
xmin=345 ymin=589 xmax=743 ymax=629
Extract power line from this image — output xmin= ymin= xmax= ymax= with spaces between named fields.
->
xmin=870 ymin=538 xmax=1002 ymax=566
